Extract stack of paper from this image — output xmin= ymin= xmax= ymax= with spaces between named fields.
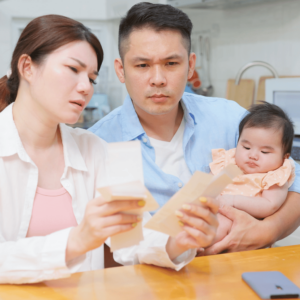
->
xmin=97 ymin=141 xmax=159 ymax=251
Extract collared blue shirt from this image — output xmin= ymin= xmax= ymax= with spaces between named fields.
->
xmin=89 ymin=92 xmax=300 ymax=209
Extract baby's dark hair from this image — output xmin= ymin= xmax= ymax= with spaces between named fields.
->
xmin=239 ymin=102 xmax=294 ymax=156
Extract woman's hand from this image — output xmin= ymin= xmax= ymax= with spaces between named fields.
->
xmin=66 ymin=196 xmax=144 ymax=262
xmin=166 ymin=197 xmax=219 ymax=260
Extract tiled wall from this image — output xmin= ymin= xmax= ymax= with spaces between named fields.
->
xmin=185 ymin=0 xmax=300 ymax=99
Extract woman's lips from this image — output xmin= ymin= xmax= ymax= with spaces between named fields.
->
xmin=69 ymin=100 xmax=85 ymax=112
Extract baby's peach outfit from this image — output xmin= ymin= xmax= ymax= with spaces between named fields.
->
xmin=209 ymin=148 xmax=295 ymax=197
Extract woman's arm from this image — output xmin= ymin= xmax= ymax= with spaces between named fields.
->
xmin=0 ymin=228 xmax=74 ymax=284
xmin=0 ymin=197 xmax=142 ymax=284
xmin=218 ymin=183 xmax=288 ymax=219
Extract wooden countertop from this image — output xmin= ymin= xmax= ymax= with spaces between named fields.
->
xmin=1 ymin=245 xmax=300 ymax=299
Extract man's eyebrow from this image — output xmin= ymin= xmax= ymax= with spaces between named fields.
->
xmin=69 ymin=57 xmax=98 ymax=76
xmin=163 ymin=54 xmax=183 ymax=60
xmin=131 ymin=54 xmax=183 ymax=63
xmin=131 ymin=57 xmax=151 ymax=63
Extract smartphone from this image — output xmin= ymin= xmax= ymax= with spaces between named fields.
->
xmin=242 ymin=271 xmax=300 ymax=299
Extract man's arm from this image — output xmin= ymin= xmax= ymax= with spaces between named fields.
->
xmin=203 ymin=191 xmax=300 ymax=255
xmin=218 ymin=183 xmax=288 ymax=219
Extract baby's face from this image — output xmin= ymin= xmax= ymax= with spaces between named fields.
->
xmin=235 ymin=127 xmax=288 ymax=174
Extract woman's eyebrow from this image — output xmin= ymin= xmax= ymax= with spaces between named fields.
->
xmin=69 ymin=57 xmax=98 ymax=75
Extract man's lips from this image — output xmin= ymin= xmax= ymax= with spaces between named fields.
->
xmin=149 ymin=94 xmax=169 ymax=103
xmin=150 ymin=94 xmax=168 ymax=98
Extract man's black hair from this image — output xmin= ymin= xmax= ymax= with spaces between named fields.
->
xmin=118 ymin=2 xmax=193 ymax=60
xmin=239 ymin=102 xmax=294 ymax=155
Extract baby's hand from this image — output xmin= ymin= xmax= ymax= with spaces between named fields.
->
xmin=217 ymin=194 xmax=235 ymax=208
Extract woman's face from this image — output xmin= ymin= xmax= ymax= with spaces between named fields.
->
xmin=30 ymin=41 xmax=98 ymax=124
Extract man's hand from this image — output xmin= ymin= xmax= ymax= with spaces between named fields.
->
xmin=166 ymin=197 xmax=219 ymax=260
xmin=203 ymin=205 xmax=273 ymax=255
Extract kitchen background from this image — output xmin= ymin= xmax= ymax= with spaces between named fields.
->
xmin=0 ymin=0 xmax=300 ymax=244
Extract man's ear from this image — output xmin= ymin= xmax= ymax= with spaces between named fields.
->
xmin=114 ymin=58 xmax=125 ymax=83
xmin=18 ymin=54 xmax=34 ymax=82
xmin=187 ymin=52 xmax=196 ymax=80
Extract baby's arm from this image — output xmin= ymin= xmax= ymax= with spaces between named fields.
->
xmin=218 ymin=182 xmax=289 ymax=219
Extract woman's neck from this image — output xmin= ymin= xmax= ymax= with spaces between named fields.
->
xmin=13 ymin=95 xmax=59 ymax=150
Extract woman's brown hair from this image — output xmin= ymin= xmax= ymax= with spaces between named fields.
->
xmin=0 ymin=15 xmax=103 ymax=112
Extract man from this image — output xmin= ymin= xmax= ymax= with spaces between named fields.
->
xmin=90 ymin=2 xmax=300 ymax=255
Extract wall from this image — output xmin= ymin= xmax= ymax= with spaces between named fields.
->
xmin=0 ymin=0 xmax=167 ymax=110
xmin=184 ymin=0 xmax=300 ymax=100
xmin=3 ymin=0 xmax=297 ymax=107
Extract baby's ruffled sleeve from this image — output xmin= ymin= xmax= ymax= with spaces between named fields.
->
xmin=262 ymin=159 xmax=296 ymax=190
xmin=209 ymin=148 xmax=236 ymax=175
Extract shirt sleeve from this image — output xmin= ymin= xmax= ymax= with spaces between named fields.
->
xmin=112 ymin=212 xmax=196 ymax=271
xmin=262 ymin=159 xmax=295 ymax=190
xmin=0 ymin=227 xmax=85 ymax=284
xmin=288 ymin=158 xmax=300 ymax=194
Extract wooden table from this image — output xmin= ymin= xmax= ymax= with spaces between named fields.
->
xmin=1 ymin=245 xmax=300 ymax=300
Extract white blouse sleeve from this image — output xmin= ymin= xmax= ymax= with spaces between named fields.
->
xmin=112 ymin=212 xmax=197 ymax=271
xmin=0 ymin=228 xmax=86 ymax=284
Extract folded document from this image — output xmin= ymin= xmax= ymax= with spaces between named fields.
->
xmin=144 ymin=164 xmax=242 ymax=237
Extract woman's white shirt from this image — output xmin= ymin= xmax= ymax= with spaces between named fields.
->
xmin=0 ymin=104 xmax=196 ymax=284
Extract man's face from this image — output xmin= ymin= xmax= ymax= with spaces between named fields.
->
xmin=115 ymin=28 xmax=196 ymax=116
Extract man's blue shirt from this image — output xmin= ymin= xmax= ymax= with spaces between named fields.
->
xmin=89 ymin=92 xmax=300 ymax=208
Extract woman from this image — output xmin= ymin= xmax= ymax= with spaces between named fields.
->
xmin=0 ymin=15 xmax=219 ymax=284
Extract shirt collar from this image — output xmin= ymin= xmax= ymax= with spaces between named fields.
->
xmin=120 ymin=95 xmax=146 ymax=141
xmin=181 ymin=92 xmax=197 ymax=126
xmin=59 ymin=124 xmax=88 ymax=172
xmin=0 ymin=103 xmax=23 ymax=158
xmin=119 ymin=92 xmax=197 ymax=141
xmin=0 ymin=103 xmax=87 ymax=172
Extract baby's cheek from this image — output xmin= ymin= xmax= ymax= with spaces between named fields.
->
xmin=235 ymin=150 xmax=243 ymax=166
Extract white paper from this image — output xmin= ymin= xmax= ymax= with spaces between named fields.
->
xmin=101 ymin=141 xmax=159 ymax=252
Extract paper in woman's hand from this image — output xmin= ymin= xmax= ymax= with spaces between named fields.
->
xmin=98 ymin=141 xmax=159 ymax=252
xmin=98 ymin=180 xmax=159 ymax=213
xmin=144 ymin=164 xmax=242 ymax=237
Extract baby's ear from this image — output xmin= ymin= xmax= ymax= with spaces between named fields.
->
xmin=284 ymin=153 xmax=290 ymax=159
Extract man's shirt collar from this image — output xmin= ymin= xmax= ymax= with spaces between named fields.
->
xmin=119 ymin=93 xmax=197 ymax=141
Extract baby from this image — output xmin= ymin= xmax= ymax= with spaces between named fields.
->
xmin=210 ymin=102 xmax=295 ymax=245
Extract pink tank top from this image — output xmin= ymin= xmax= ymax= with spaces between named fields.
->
xmin=26 ymin=187 xmax=78 ymax=237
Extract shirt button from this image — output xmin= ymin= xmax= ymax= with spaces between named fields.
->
xmin=142 ymin=137 xmax=147 ymax=143
xmin=178 ymin=182 xmax=183 ymax=188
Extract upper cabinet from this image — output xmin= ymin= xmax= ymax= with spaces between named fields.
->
xmin=167 ymin=0 xmax=281 ymax=9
